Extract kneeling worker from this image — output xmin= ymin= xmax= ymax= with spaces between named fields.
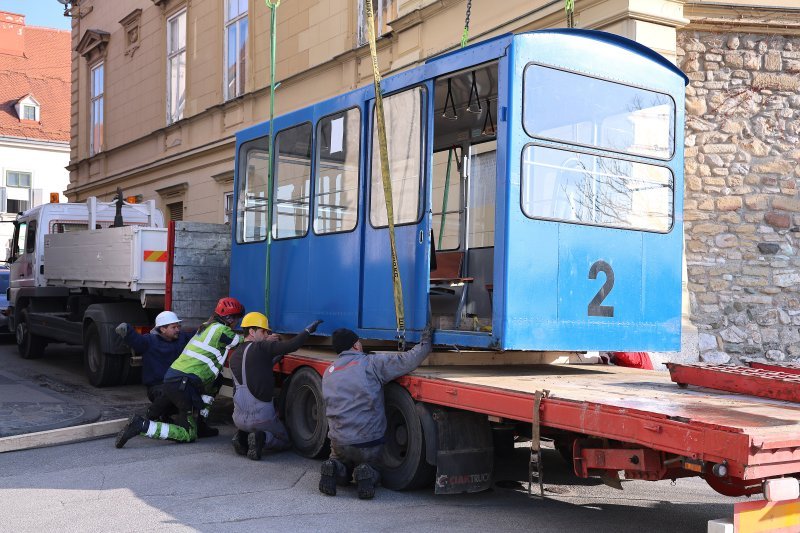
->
xmin=229 ymin=312 xmax=322 ymax=460
xmin=115 ymin=311 xmax=191 ymax=403
xmin=319 ymin=325 xmax=433 ymax=499
xmin=115 ymin=297 xmax=245 ymax=448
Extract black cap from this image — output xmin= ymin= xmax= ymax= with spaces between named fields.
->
xmin=332 ymin=328 xmax=359 ymax=354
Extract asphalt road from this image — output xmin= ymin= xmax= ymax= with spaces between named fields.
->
xmin=0 ymin=341 xmax=740 ymax=532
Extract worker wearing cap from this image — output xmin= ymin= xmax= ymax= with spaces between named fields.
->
xmin=115 ymin=297 xmax=245 ymax=448
xmin=228 ymin=312 xmax=323 ymax=460
xmin=319 ymin=325 xmax=433 ymax=500
xmin=115 ymin=310 xmax=192 ymax=404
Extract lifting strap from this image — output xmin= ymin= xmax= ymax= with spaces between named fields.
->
xmin=565 ymin=0 xmax=575 ymax=28
xmin=461 ymin=0 xmax=472 ymax=48
xmin=365 ymin=0 xmax=406 ymax=346
xmin=528 ymin=389 xmax=549 ymax=497
xmin=264 ymin=0 xmax=281 ymax=319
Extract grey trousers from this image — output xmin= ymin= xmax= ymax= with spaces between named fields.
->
xmin=328 ymin=442 xmax=383 ymax=485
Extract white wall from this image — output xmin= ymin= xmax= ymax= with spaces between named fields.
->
xmin=0 ymin=138 xmax=69 ymax=260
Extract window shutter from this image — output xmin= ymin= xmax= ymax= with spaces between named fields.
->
xmin=168 ymin=201 xmax=184 ymax=221
xmin=32 ymin=188 xmax=43 ymax=208
xmin=0 ymin=188 xmax=6 ymax=213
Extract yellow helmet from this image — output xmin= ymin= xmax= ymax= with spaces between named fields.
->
xmin=241 ymin=312 xmax=269 ymax=330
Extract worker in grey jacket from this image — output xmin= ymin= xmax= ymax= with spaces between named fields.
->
xmin=319 ymin=325 xmax=433 ymax=499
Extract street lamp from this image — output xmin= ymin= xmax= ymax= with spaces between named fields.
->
xmin=55 ymin=0 xmax=73 ymax=17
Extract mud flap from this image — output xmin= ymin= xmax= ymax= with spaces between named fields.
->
xmin=430 ymin=408 xmax=494 ymax=494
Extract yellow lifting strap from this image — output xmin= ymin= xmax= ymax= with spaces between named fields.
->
xmin=365 ymin=0 xmax=406 ymax=343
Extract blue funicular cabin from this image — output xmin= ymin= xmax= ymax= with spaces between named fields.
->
xmin=230 ymin=29 xmax=687 ymax=353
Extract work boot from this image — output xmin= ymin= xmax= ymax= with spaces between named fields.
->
xmin=232 ymin=430 xmax=248 ymax=456
xmin=354 ymin=464 xmax=376 ymax=500
xmin=247 ymin=431 xmax=266 ymax=461
xmin=115 ymin=415 xmax=146 ymax=449
xmin=197 ymin=418 xmax=219 ymax=438
xmin=319 ymin=459 xmax=337 ymax=496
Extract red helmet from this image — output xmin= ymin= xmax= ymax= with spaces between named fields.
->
xmin=215 ymin=297 xmax=244 ymax=318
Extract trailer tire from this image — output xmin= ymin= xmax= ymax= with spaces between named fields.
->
xmin=381 ymin=383 xmax=435 ymax=491
xmin=16 ymin=310 xmax=47 ymax=359
xmin=83 ymin=322 xmax=123 ymax=387
xmin=285 ymin=367 xmax=329 ymax=458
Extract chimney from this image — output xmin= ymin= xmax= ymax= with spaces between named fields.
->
xmin=0 ymin=12 xmax=25 ymax=58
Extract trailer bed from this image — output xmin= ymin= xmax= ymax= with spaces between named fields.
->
xmin=278 ymin=351 xmax=800 ymax=481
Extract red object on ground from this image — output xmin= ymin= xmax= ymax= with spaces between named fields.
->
xmin=612 ymin=351 xmax=654 ymax=370
xmin=748 ymin=360 xmax=800 ymax=376
xmin=667 ymin=363 xmax=800 ymax=404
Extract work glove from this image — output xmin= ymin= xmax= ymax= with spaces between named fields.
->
xmin=305 ymin=320 xmax=323 ymax=334
xmin=115 ymin=323 xmax=128 ymax=338
xmin=421 ymin=324 xmax=434 ymax=344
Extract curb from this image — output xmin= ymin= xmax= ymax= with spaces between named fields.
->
xmin=0 ymin=418 xmax=128 ymax=453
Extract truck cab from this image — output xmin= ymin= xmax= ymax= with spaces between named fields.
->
xmin=7 ymin=197 xmax=165 ymax=386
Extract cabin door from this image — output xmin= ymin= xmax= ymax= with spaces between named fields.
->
xmin=359 ymin=87 xmax=430 ymax=339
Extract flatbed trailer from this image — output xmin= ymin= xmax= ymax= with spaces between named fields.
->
xmin=270 ymin=350 xmax=800 ymax=503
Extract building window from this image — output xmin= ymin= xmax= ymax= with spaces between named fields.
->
xmin=167 ymin=9 xmax=187 ymax=124
xmin=224 ymin=0 xmax=248 ymax=100
xmin=22 ymin=105 xmax=36 ymax=121
xmin=6 ymin=199 xmax=29 ymax=213
xmin=167 ymin=201 xmax=184 ymax=221
xmin=357 ymin=0 xmax=396 ymax=47
xmin=90 ymin=63 xmax=104 ymax=155
xmin=6 ymin=171 xmax=31 ymax=188
xmin=224 ymin=191 xmax=234 ymax=224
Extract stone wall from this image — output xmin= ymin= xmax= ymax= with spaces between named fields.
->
xmin=677 ymin=30 xmax=800 ymax=365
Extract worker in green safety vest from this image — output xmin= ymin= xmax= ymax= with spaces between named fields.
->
xmin=115 ymin=297 xmax=245 ymax=448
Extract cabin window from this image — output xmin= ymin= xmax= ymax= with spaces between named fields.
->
xmin=13 ymin=222 xmax=27 ymax=258
xmin=236 ymin=145 xmax=269 ymax=243
xmin=521 ymin=145 xmax=673 ymax=233
xmin=431 ymin=148 xmax=461 ymax=250
xmin=468 ymin=141 xmax=496 ymax=248
xmin=523 ymin=64 xmax=675 ymax=160
xmin=369 ymin=87 xmax=424 ymax=227
xmin=314 ymin=108 xmax=360 ymax=234
xmin=273 ymin=123 xmax=312 ymax=239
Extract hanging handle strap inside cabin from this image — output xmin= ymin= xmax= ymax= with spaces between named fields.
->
xmin=365 ymin=0 xmax=406 ymax=347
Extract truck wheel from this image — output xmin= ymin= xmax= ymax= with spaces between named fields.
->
xmin=285 ymin=367 xmax=329 ymax=458
xmin=83 ymin=322 xmax=123 ymax=387
xmin=16 ymin=310 xmax=47 ymax=359
xmin=119 ymin=357 xmax=142 ymax=385
xmin=381 ymin=383 xmax=435 ymax=490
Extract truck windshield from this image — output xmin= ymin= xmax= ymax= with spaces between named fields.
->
xmin=522 ymin=64 xmax=675 ymax=160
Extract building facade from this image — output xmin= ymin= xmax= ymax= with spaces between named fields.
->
xmin=0 ymin=12 xmax=70 ymax=259
xmin=66 ymin=0 xmax=800 ymax=362
xmin=678 ymin=3 xmax=800 ymax=364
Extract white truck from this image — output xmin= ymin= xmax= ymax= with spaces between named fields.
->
xmin=7 ymin=196 xmax=230 ymax=387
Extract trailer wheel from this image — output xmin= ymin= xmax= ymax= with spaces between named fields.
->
xmin=16 ymin=310 xmax=47 ymax=359
xmin=381 ymin=383 xmax=435 ymax=490
xmin=285 ymin=367 xmax=329 ymax=458
xmin=83 ymin=322 xmax=123 ymax=387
